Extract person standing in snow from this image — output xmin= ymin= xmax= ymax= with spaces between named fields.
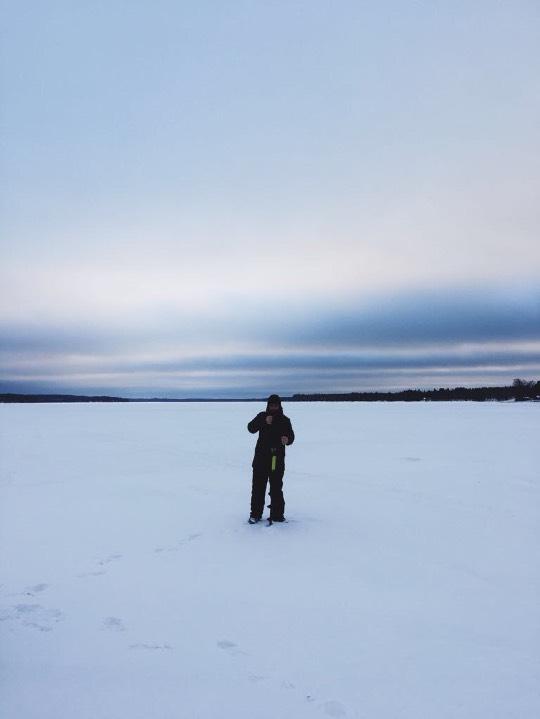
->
xmin=247 ymin=394 xmax=295 ymax=524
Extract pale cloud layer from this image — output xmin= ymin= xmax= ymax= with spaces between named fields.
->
xmin=2 ymin=284 xmax=538 ymax=396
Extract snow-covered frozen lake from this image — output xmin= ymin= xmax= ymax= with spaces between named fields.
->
xmin=1 ymin=401 xmax=538 ymax=719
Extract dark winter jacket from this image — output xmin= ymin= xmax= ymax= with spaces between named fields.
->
xmin=247 ymin=399 xmax=295 ymax=469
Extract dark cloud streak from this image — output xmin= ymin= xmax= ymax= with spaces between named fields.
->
xmin=3 ymin=349 xmax=539 ymax=376
xmin=1 ymin=284 xmax=538 ymax=355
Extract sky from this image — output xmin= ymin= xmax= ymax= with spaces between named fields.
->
xmin=1 ymin=0 xmax=539 ymax=398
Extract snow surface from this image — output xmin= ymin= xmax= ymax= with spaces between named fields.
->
xmin=0 ymin=401 xmax=538 ymax=719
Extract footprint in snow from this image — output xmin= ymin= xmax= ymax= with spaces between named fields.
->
xmin=154 ymin=533 xmax=202 ymax=553
xmin=6 ymin=583 xmax=50 ymax=598
xmin=78 ymin=553 xmax=122 ymax=577
xmin=0 ymin=603 xmax=64 ymax=632
xmin=77 ymin=570 xmax=107 ymax=578
xmin=129 ymin=643 xmax=173 ymax=651
xmin=217 ymin=639 xmax=248 ymax=656
xmin=24 ymin=583 xmax=49 ymax=595
xmin=102 ymin=616 xmax=126 ymax=632
xmin=248 ymin=673 xmax=266 ymax=683
xmin=98 ymin=553 xmax=122 ymax=566
xmin=214 ymin=639 xmax=343 ymax=716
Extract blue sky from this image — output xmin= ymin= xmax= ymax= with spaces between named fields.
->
xmin=1 ymin=1 xmax=539 ymax=397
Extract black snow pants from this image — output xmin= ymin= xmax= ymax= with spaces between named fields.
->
xmin=250 ymin=453 xmax=285 ymax=520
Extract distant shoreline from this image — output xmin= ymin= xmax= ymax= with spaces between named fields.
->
xmin=1 ymin=383 xmax=538 ymax=403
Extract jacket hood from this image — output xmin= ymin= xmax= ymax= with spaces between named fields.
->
xmin=266 ymin=394 xmax=283 ymax=413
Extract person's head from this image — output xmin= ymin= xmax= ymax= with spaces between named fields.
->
xmin=266 ymin=394 xmax=282 ymax=414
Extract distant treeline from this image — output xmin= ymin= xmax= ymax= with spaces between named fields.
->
xmin=292 ymin=379 xmax=540 ymax=402
xmin=0 ymin=394 xmax=128 ymax=403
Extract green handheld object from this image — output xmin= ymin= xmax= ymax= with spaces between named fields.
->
xmin=271 ymin=455 xmax=277 ymax=471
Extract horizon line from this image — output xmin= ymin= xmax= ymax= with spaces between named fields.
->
xmin=1 ymin=380 xmax=538 ymax=403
